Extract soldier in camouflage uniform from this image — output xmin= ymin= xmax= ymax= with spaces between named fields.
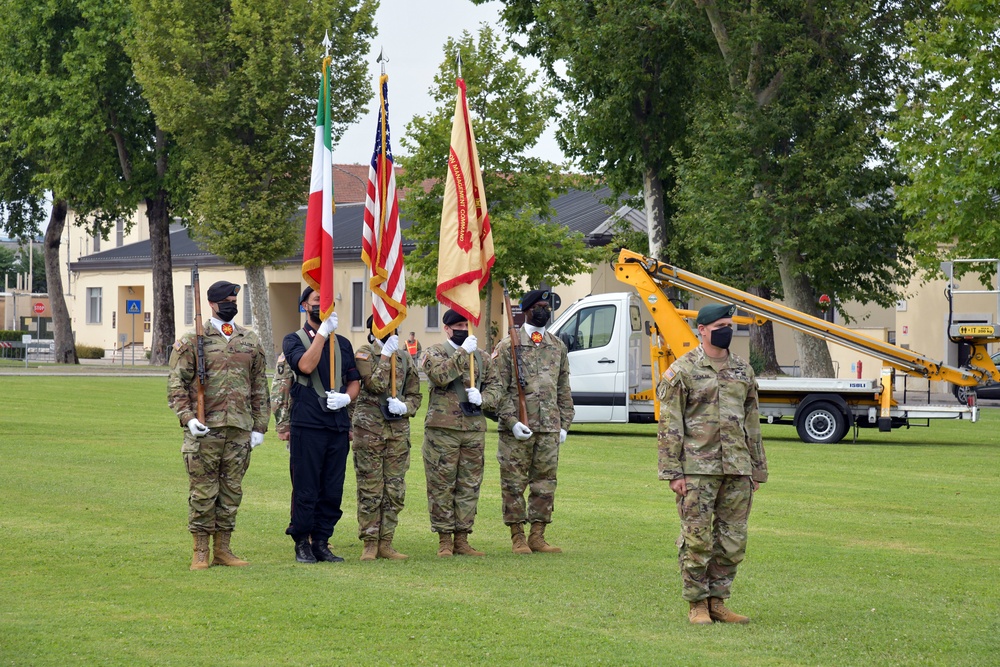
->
xmin=657 ymin=303 xmax=768 ymax=624
xmin=492 ymin=289 xmax=574 ymax=554
xmin=352 ymin=317 xmax=423 ymax=561
xmin=167 ymin=280 xmax=269 ymax=571
xmin=421 ymin=308 xmax=503 ymax=557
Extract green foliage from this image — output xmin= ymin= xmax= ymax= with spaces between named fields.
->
xmin=891 ymin=2 xmax=1000 ymax=278
xmin=74 ymin=343 xmax=105 ymax=359
xmin=1 ymin=375 xmax=1000 ymax=665
xmin=672 ymin=1 xmax=921 ymax=311
xmin=398 ymin=26 xmax=598 ymax=303
xmin=130 ymin=0 xmax=377 ymax=267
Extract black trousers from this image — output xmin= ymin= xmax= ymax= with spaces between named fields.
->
xmin=286 ymin=425 xmax=350 ymax=542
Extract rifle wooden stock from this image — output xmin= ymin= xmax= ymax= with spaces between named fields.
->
xmin=191 ymin=266 xmax=206 ymax=423
xmin=503 ymin=282 xmax=528 ymax=424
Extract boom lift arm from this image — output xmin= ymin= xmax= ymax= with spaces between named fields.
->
xmin=614 ymin=249 xmax=1000 ymax=388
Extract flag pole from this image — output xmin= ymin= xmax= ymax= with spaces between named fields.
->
xmin=321 ymin=32 xmax=336 ymax=387
xmin=376 ymin=48 xmax=398 ymax=398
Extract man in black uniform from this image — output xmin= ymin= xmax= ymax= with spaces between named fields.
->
xmin=282 ymin=286 xmax=361 ymax=563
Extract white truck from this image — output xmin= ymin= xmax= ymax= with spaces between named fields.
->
xmin=547 ymin=251 xmax=999 ymax=444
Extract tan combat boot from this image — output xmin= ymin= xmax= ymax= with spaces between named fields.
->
xmin=527 ymin=522 xmax=562 ymax=553
xmin=510 ymin=524 xmax=532 ymax=555
xmin=378 ymin=538 xmax=408 ymax=560
xmin=453 ymin=532 xmax=485 ymax=556
xmin=190 ymin=533 xmax=210 ymax=571
xmin=437 ymin=532 xmax=454 ymax=558
xmin=212 ymin=531 xmax=249 ymax=567
xmin=360 ymin=539 xmax=378 ymax=562
xmin=688 ymin=600 xmax=712 ymax=625
xmin=709 ymin=597 xmax=750 ymax=624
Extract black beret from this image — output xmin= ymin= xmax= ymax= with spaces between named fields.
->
xmin=207 ymin=281 xmax=240 ymax=302
xmin=520 ymin=289 xmax=549 ymax=311
xmin=696 ymin=303 xmax=736 ymax=326
xmin=299 ymin=286 xmax=314 ymax=306
xmin=442 ymin=308 xmax=467 ymax=326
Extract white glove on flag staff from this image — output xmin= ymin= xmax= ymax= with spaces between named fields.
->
xmin=188 ymin=418 xmax=210 ymax=437
xmin=326 ymin=391 xmax=351 ymax=411
xmin=512 ymin=422 xmax=533 ymax=441
xmin=465 ymin=387 xmax=482 ymax=406
xmin=387 ymin=396 xmax=408 ymax=416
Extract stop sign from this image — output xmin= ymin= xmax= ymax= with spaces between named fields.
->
xmin=33 ymin=302 xmax=45 ymax=314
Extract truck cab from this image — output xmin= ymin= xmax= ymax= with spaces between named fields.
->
xmin=549 ymin=292 xmax=650 ymax=423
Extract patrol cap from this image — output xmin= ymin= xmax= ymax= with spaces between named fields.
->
xmin=299 ymin=286 xmax=314 ymax=306
xmin=442 ymin=309 xmax=467 ymax=326
xmin=696 ymin=303 xmax=736 ymax=326
xmin=207 ymin=281 xmax=240 ymax=302
xmin=520 ymin=289 xmax=549 ymax=311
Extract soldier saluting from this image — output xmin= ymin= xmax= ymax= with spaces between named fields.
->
xmin=168 ymin=279 xmax=269 ymax=571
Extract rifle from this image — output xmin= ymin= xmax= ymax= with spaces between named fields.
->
xmin=191 ymin=265 xmax=206 ymax=423
xmin=503 ymin=280 xmax=529 ymax=424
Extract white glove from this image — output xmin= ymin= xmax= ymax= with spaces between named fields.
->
xmin=461 ymin=334 xmax=478 ymax=354
xmin=386 ymin=396 xmax=408 ymax=416
xmin=318 ymin=312 xmax=338 ymax=338
xmin=559 ymin=429 xmax=567 ymax=444
xmin=187 ymin=418 xmax=210 ymax=437
xmin=465 ymin=387 xmax=483 ymax=406
xmin=380 ymin=335 xmax=399 ymax=355
xmin=250 ymin=432 xmax=265 ymax=449
xmin=326 ymin=391 xmax=351 ymax=411
xmin=512 ymin=421 xmax=533 ymax=441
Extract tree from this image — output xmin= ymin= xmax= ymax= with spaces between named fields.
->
xmin=397 ymin=26 xmax=601 ymax=349
xmin=485 ymin=0 xmax=709 ymax=261
xmin=0 ymin=245 xmax=46 ymax=293
xmin=673 ymin=0 xmax=922 ymax=377
xmin=131 ymin=0 xmax=376 ymax=366
xmin=892 ymin=2 xmax=1000 ymax=275
xmin=0 ymin=0 xmax=182 ymax=365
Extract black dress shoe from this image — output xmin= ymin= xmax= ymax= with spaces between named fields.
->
xmin=311 ymin=540 xmax=344 ymax=563
xmin=295 ymin=539 xmax=317 ymax=564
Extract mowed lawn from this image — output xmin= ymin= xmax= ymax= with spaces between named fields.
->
xmin=1 ymin=376 xmax=998 ymax=666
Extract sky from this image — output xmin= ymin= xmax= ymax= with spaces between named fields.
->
xmin=330 ymin=0 xmax=565 ymax=166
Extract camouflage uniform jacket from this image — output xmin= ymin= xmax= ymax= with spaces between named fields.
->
xmin=352 ymin=341 xmax=423 ymax=434
xmin=657 ymin=346 xmax=767 ymax=482
xmin=492 ymin=328 xmax=574 ymax=433
xmin=422 ymin=341 xmax=502 ymax=432
xmin=271 ymin=352 xmax=293 ymax=437
xmin=168 ymin=320 xmax=270 ymax=433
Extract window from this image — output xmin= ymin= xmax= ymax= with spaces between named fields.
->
xmin=555 ymin=304 xmax=616 ymax=352
xmin=92 ymin=233 xmax=100 ymax=253
xmin=242 ymin=285 xmax=252 ymax=326
xmin=184 ymin=286 xmax=193 ymax=326
xmin=351 ymin=281 xmax=364 ymax=328
xmin=426 ymin=302 xmax=439 ymax=329
xmin=115 ymin=220 xmax=124 ymax=247
xmin=86 ymin=287 xmax=102 ymax=324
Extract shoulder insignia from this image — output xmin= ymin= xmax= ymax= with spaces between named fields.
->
xmin=356 ymin=351 xmax=371 ymax=361
xmin=276 ymin=353 xmax=285 ymax=363
xmin=664 ymin=367 xmax=676 ymax=381
xmin=491 ymin=350 xmax=499 ymax=359
xmin=173 ymin=339 xmax=185 ymax=352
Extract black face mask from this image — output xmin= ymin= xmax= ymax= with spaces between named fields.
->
xmin=309 ymin=305 xmax=321 ymax=323
xmin=216 ymin=302 xmax=238 ymax=323
xmin=449 ymin=329 xmax=469 ymax=346
xmin=527 ymin=307 xmax=550 ymax=327
xmin=709 ymin=326 xmax=733 ymax=350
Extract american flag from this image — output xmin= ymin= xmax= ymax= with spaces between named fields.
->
xmin=362 ymin=73 xmax=406 ymax=338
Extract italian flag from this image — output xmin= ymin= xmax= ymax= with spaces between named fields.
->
xmin=301 ymin=61 xmax=336 ymax=319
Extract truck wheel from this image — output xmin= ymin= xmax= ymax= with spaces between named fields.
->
xmin=796 ymin=402 xmax=846 ymax=444
xmin=953 ymin=384 xmax=974 ymax=405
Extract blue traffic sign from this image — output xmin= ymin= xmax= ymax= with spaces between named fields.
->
xmin=126 ymin=299 xmax=141 ymax=314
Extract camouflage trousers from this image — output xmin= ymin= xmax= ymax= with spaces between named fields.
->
xmin=353 ymin=424 xmax=410 ymax=541
xmin=497 ymin=431 xmax=560 ymax=525
xmin=675 ymin=474 xmax=753 ymax=602
xmin=181 ymin=426 xmax=252 ymax=534
xmin=422 ymin=427 xmax=485 ymax=534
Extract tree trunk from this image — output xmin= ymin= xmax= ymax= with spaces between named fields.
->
xmin=643 ymin=166 xmax=667 ymax=260
xmin=747 ymin=284 xmax=782 ymax=376
xmin=483 ymin=281 xmax=495 ymax=351
xmin=245 ymin=264 xmax=274 ymax=369
xmin=44 ymin=199 xmax=78 ymax=364
xmin=775 ymin=248 xmax=834 ymax=378
xmin=146 ymin=189 xmax=175 ymax=365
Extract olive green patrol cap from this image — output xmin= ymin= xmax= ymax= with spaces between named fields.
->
xmin=696 ymin=303 xmax=736 ymax=326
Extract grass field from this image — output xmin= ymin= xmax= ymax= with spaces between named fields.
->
xmin=1 ymin=376 xmax=998 ymax=666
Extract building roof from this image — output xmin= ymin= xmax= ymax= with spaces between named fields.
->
xmin=70 ymin=186 xmax=635 ymax=273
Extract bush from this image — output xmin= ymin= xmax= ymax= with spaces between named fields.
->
xmin=75 ymin=344 xmax=105 ymax=360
